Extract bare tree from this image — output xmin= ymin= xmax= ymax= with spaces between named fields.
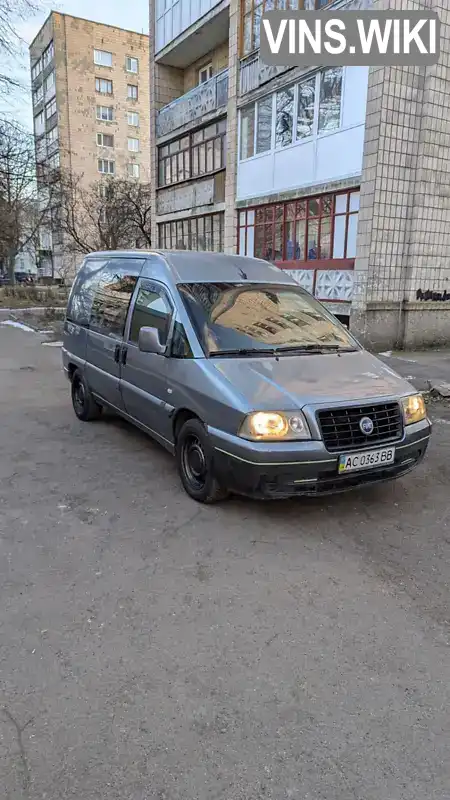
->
xmin=59 ymin=173 xmax=151 ymax=255
xmin=0 ymin=118 xmax=56 ymax=282
xmin=0 ymin=0 xmax=41 ymax=98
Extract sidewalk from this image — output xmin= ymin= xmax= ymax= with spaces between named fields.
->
xmin=378 ymin=349 xmax=450 ymax=395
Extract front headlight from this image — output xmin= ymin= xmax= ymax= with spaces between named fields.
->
xmin=401 ymin=394 xmax=427 ymax=425
xmin=238 ymin=411 xmax=311 ymax=441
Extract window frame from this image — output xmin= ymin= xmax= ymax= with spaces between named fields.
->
xmin=158 ymin=212 xmax=224 ymax=252
xmin=126 ymin=278 xmax=175 ymax=350
xmin=240 ymin=0 xmax=334 ymax=56
xmin=97 ymin=158 xmax=115 ymax=175
xmin=238 ymin=68 xmax=343 ymax=162
xmin=97 ymin=132 xmax=114 ymax=148
xmin=157 ymin=120 xmax=226 ymax=188
xmin=96 ymin=105 xmax=114 ymax=121
xmin=127 ymin=84 xmax=138 ymax=100
xmin=237 ymin=189 xmax=360 ymax=266
xmin=88 ymin=260 xmax=143 ymax=338
xmin=198 ymin=62 xmax=213 ymax=84
xmin=94 ymin=49 xmax=113 ymax=67
xmin=128 ymin=163 xmax=140 ymax=178
xmin=127 ymin=137 xmax=139 ymax=152
xmin=45 ymin=97 xmax=57 ymax=119
xmin=96 ymin=77 xmax=113 ymax=95
xmin=126 ymin=56 xmax=139 ymax=73
xmin=127 ymin=111 xmax=140 ymax=127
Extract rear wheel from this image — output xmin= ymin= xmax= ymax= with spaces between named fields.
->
xmin=176 ymin=418 xmax=229 ymax=504
xmin=71 ymin=369 xmax=102 ymax=422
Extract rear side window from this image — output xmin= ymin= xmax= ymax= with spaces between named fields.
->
xmin=129 ymin=286 xmax=173 ymax=345
xmin=66 ymin=259 xmax=108 ymax=326
xmin=89 ymin=258 xmax=144 ymax=337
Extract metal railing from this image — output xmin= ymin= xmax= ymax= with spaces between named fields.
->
xmin=156 ymin=69 xmax=228 ymax=139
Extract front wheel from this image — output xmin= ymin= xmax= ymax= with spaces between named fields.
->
xmin=176 ymin=418 xmax=229 ymax=504
xmin=71 ymin=369 xmax=102 ymax=422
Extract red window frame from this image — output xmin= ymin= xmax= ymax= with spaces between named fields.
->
xmin=237 ymin=189 xmax=359 ymax=269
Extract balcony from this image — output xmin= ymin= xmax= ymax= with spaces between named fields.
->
xmin=239 ymin=51 xmax=291 ymax=96
xmin=155 ymin=0 xmax=229 ymax=68
xmin=156 ymin=69 xmax=228 ymax=139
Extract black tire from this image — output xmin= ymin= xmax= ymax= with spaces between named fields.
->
xmin=176 ymin=418 xmax=229 ymax=504
xmin=71 ymin=369 xmax=102 ymax=422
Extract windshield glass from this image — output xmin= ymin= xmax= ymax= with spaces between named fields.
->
xmin=177 ymin=282 xmax=357 ymax=356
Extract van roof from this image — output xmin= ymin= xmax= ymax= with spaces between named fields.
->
xmin=86 ymin=250 xmax=297 ymax=285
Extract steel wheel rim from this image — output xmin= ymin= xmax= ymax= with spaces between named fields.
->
xmin=182 ymin=434 xmax=207 ymax=491
xmin=73 ymin=380 xmax=85 ymax=414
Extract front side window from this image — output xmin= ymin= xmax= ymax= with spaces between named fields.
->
xmin=89 ymin=260 xmax=143 ymax=336
xmin=94 ymin=49 xmax=113 ymax=67
xmin=178 ymin=283 xmax=355 ymax=356
xmin=129 ymin=286 xmax=173 ymax=345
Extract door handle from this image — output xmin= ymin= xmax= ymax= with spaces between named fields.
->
xmin=114 ymin=344 xmax=121 ymax=363
xmin=121 ymin=346 xmax=128 ymax=365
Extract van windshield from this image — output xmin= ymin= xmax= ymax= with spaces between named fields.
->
xmin=177 ymin=282 xmax=357 ymax=357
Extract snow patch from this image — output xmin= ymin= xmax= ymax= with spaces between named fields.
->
xmin=41 ymin=341 xmax=63 ymax=347
xmin=1 ymin=320 xmax=35 ymax=332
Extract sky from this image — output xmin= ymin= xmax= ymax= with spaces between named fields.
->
xmin=2 ymin=0 xmax=149 ymax=130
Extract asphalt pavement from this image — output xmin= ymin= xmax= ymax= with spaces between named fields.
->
xmin=1 ymin=325 xmax=449 ymax=800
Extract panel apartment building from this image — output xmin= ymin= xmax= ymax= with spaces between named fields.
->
xmin=150 ymin=0 xmax=450 ymax=349
xmin=30 ymin=12 xmax=150 ymax=279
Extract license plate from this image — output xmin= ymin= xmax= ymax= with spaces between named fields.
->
xmin=338 ymin=446 xmax=395 ymax=474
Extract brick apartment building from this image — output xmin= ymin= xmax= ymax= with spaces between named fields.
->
xmin=149 ymin=0 xmax=450 ymax=349
xmin=29 ymin=12 xmax=150 ymax=280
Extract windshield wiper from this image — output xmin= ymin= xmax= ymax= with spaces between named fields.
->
xmin=274 ymin=344 xmax=357 ymax=354
xmin=209 ymin=348 xmax=276 ymax=358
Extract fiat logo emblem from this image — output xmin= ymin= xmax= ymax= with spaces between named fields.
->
xmin=360 ymin=416 xmax=374 ymax=435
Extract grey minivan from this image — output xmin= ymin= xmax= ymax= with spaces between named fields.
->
xmin=62 ymin=250 xmax=431 ymax=503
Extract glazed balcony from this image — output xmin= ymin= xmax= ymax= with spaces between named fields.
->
xmin=156 ymin=69 xmax=228 ymax=139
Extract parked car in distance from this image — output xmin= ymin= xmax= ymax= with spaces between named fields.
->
xmin=62 ymin=251 xmax=431 ymax=503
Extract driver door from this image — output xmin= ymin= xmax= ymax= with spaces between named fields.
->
xmin=120 ymin=279 xmax=174 ymax=445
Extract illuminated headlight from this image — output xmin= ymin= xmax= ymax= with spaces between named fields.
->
xmin=401 ymin=394 xmax=427 ymax=425
xmin=238 ymin=411 xmax=311 ymax=441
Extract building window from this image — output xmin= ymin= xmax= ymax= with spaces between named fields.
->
xmin=98 ymin=159 xmax=115 ymax=174
xmin=44 ymin=70 xmax=55 ymax=93
xmin=128 ymin=137 xmax=139 ymax=152
xmin=34 ymin=110 xmax=44 ymax=133
xmin=237 ymin=190 xmax=360 ymax=263
xmin=318 ymin=67 xmax=343 ymax=133
xmin=45 ymin=97 xmax=57 ymax=119
xmin=239 ymin=68 xmax=343 ymax=160
xmin=158 ymin=213 xmax=224 ymax=252
xmin=31 ymin=58 xmax=42 ymax=81
xmin=126 ymin=56 xmax=138 ymax=73
xmin=128 ymin=163 xmax=140 ymax=178
xmin=157 ymin=120 xmax=226 ymax=187
xmin=127 ymin=84 xmax=138 ymax=100
xmin=198 ymin=63 xmax=213 ymax=84
xmin=127 ymin=111 xmax=139 ymax=126
xmin=42 ymin=41 xmax=54 ymax=68
xmin=94 ymin=49 xmax=113 ymax=67
xmin=96 ymin=105 xmax=114 ymax=121
xmin=239 ymin=105 xmax=255 ymax=160
xmin=47 ymin=151 xmax=60 ymax=170
xmin=96 ymin=78 xmax=113 ymax=95
xmin=33 ymin=84 xmax=44 ymax=106
xmin=241 ymin=0 xmax=334 ymax=55
xmin=97 ymin=132 xmax=114 ymax=147
xmin=275 ymin=87 xmax=294 ymax=148
xmin=47 ymin=125 xmax=58 ymax=144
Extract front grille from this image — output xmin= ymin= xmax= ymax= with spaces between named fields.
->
xmin=317 ymin=402 xmax=403 ymax=453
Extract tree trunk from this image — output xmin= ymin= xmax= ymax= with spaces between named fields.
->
xmin=8 ymin=251 xmax=16 ymax=286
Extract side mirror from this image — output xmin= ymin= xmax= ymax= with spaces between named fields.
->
xmin=138 ymin=326 xmax=165 ymax=355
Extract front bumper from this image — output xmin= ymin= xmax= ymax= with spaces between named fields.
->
xmin=208 ymin=419 xmax=432 ymax=499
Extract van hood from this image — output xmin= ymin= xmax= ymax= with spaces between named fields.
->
xmin=209 ymin=350 xmax=416 ymax=411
